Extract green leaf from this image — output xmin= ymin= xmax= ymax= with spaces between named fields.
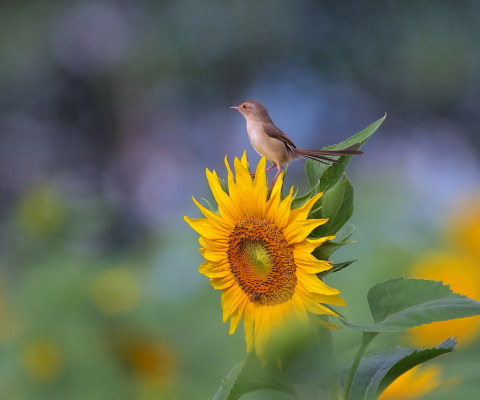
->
xmin=317 ymin=259 xmax=358 ymax=279
xmin=213 ymin=353 xmax=297 ymax=400
xmin=375 ymin=338 xmax=456 ymax=399
xmin=342 ymin=277 xmax=480 ymax=332
xmin=324 ymin=114 xmax=386 ymax=151
xmin=312 ymin=240 xmax=352 ymax=261
xmin=310 ymin=177 xmax=354 ymax=237
xmin=335 ymin=223 xmax=356 ymax=242
xmin=305 ymin=115 xmax=386 ymax=188
xmin=201 ymin=198 xmax=218 ymax=212
xmin=343 ymin=339 xmax=456 ymax=400
xmin=291 ymin=182 xmax=319 ymax=210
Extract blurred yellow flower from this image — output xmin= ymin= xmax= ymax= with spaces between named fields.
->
xmin=17 ymin=185 xmax=66 ymax=237
xmin=185 ymin=154 xmax=344 ymax=361
xmin=22 ymin=338 xmax=64 ymax=382
xmin=406 ymin=251 xmax=480 ymax=348
xmin=379 ymin=365 xmax=444 ymax=400
xmin=91 ymin=267 xmax=140 ymax=315
xmin=447 ymin=193 xmax=480 ymax=258
xmin=111 ymin=330 xmax=178 ymax=400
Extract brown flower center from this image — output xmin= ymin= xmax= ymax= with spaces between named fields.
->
xmin=227 ymin=216 xmax=296 ymax=305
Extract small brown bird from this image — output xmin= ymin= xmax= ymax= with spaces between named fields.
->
xmin=231 ymin=100 xmax=364 ymax=186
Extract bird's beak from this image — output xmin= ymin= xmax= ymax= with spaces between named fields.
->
xmin=230 ymin=106 xmax=239 ymax=109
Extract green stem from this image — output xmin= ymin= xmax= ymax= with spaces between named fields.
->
xmin=341 ymin=332 xmax=379 ymax=400
xmin=318 ymin=318 xmax=341 ymax=400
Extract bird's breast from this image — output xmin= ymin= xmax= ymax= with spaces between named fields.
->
xmin=246 ymin=120 xmax=289 ymax=164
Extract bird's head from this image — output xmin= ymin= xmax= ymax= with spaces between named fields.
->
xmin=230 ymin=100 xmax=270 ymax=120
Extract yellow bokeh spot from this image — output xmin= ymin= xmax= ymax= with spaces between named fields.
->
xmin=380 ymin=365 xmax=447 ymax=400
xmin=22 ymin=338 xmax=64 ymax=382
xmin=128 ymin=341 xmax=177 ymax=386
xmin=17 ymin=185 xmax=66 ymax=237
xmin=447 ymin=194 xmax=480 ymax=258
xmin=406 ymin=251 xmax=480 ymax=347
xmin=92 ymin=267 xmax=140 ymax=315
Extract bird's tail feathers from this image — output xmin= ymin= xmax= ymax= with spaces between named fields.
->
xmin=294 ymin=142 xmax=364 ymax=165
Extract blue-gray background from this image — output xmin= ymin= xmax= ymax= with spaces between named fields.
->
xmin=1 ymin=1 xmax=480 ymax=399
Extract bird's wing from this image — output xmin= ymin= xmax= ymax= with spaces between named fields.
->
xmin=263 ymin=123 xmax=297 ymax=149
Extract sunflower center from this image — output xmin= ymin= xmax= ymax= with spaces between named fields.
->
xmin=227 ymin=216 xmax=296 ymax=305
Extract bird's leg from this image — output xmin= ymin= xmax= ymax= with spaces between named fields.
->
xmin=265 ymin=164 xmax=276 ymax=172
xmin=261 ymin=163 xmax=277 ymax=180
xmin=270 ymin=164 xmax=283 ymax=190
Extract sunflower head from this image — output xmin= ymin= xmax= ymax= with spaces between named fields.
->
xmin=185 ymin=153 xmax=345 ymax=361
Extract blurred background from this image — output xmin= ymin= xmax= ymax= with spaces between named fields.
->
xmin=1 ymin=1 xmax=480 ymax=399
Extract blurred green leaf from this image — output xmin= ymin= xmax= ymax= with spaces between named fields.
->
xmin=375 ymin=338 xmax=456 ymax=399
xmin=306 ymin=115 xmax=386 ymax=188
xmin=310 ymin=177 xmax=354 ymax=237
xmin=201 ymin=198 xmax=218 ymax=212
xmin=343 ymin=338 xmax=456 ymax=400
xmin=213 ymin=353 xmax=297 ymax=400
xmin=342 ymin=277 xmax=480 ymax=332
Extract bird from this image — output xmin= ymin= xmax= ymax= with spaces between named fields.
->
xmin=230 ymin=100 xmax=364 ymax=187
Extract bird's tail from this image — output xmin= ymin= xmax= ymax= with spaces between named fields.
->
xmin=293 ymin=143 xmax=364 ymax=165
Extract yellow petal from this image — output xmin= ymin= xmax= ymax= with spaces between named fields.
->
xmin=295 ymin=235 xmax=335 ymax=253
xmin=210 ymin=275 xmax=236 ymax=290
xmin=206 ymin=169 xmax=242 ymax=221
xmin=199 ymin=236 xmax=228 ymax=252
xmin=284 ymin=219 xmax=328 ymax=244
xmin=273 ymin=187 xmax=294 ymax=229
xmin=297 ymin=270 xmax=341 ymax=295
xmin=288 ymin=192 xmax=323 ymax=224
xmin=191 ymin=197 xmax=233 ymax=230
xmin=294 ymin=252 xmax=333 ymax=274
xmin=243 ymin=303 xmax=255 ymax=352
xmin=251 ymin=157 xmax=267 ymax=217
xmin=184 ymin=217 xmax=229 ymax=239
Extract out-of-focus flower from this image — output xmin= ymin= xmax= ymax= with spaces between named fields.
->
xmin=405 ymin=252 xmax=480 ymax=348
xmin=379 ymin=365 xmax=447 ymax=400
xmin=91 ymin=267 xmax=140 ymax=315
xmin=185 ymin=154 xmax=345 ymax=361
xmin=110 ymin=330 xmax=178 ymax=400
xmin=17 ymin=185 xmax=66 ymax=237
xmin=447 ymin=193 xmax=480 ymax=259
xmin=22 ymin=337 xmax=64 ymax=382
xmin=0 ymin=300 xmax=25 ymax=344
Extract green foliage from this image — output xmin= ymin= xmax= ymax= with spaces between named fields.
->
xmin=342 ymin=277 xmax=480 ymax=332
xmin=213 ymin=354 xmax=297 ymax=400
xmin=305 ymin=115 xmax=386 ymax=188
xmin=311 ymin=177 xmax=354 ymax=237
xmin=343 ymin=338 xmax=456 ymax=400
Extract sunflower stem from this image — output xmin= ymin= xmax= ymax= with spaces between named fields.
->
xmin=341 ymin=331 xmax=379 ymax=400
xmin=318 ymin=318 xmax=341 ymax=400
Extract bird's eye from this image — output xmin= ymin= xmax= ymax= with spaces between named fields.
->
xmin=242 ymin=104 xmax=247 ymax=109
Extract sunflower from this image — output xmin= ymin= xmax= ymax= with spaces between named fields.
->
xmin=185 ymin=153 xmax=345 ymax=360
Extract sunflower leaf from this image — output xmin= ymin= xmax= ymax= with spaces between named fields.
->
xmin=341 ymin=338 xmax=456 ymax=400
xmin=305 ymin=114 xmax=386 ymax=189
xmin=342 ymin=277 xmax=480 ymax=332
xmin=310 ymin=177 xmax=354 ymax=237
xmin=213 ymin=353 xmax=297 ymax=400
xmin=374 ymin=338 xmax=456 ymax=399
xmin=335 ymin=223 xmax=356 ymax=242
xmin=312 ymin=240 xmax=355 ymax=261
xmin=201 ymin=198 xmax=218 ymax=213
xmin=317 ymin=260 xmax=357 ymax=279
xmin=291 ymin=181 xmax=319 ymax=209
